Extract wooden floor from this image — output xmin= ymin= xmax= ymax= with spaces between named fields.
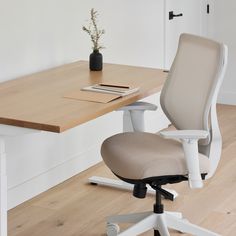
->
xmin=9 ymin=105 xmax=236 ymax=236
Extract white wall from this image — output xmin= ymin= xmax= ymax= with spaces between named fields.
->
xmin=0 ymin=0 xmax=167 ymax=209
xmin=211 ymin=1 xmax=236 ymax=105
xmin=0 ymin=0 xmax=164 ymax=82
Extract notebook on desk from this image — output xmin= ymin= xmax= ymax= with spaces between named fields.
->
xmin=82 ymin=83 xmax=139 ymax=96
xmin=64 ymin=83 xmax=139 ymax=103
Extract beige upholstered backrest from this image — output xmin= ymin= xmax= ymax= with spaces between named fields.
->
xmin=160 ymin=34 xmax=227 ymax=146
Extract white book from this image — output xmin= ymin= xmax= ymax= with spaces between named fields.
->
xmin=81 ymin=84 xmax=140 ymax=96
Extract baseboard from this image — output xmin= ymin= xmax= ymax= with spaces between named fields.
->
xmin=8 ymin=144 xmax=102 ymax=210
xmin=218 ymin=91 xmax=236 ymax=105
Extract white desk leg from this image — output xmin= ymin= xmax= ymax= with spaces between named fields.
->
xmin=0 ymin=138 xmax=7 ymax=236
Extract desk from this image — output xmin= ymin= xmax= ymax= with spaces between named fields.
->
xmin=0 ymin=61 xmax=166 ymax=236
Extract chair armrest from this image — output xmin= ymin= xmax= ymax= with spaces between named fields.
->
xmin=160 ymin=130 xmax=209 ymax=189
xmin=117 ymin=101 xmax=157 ymax=111
xmin=160 ymin=130 xmax=209 ymax=141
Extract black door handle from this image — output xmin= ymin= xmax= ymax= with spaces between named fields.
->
xmin=169 ymin=11 xmax=183 ymax=20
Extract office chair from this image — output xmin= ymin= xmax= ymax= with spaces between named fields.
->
xmin=101 ymin=33 xmax=228 ymax=236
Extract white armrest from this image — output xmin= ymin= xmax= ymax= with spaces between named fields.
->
xmin=160 ymin=130 xmax=209 ymax=141
xmin=160 ymin=130 xmax=209 ymax=189
xmin=118 ymin=102 xmax=157 ymax=111
xmin=118 ymin=102 xmax=157 ymax=132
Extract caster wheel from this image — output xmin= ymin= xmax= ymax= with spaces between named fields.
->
xmin=106 ymin=223 xmax=120 ymax=236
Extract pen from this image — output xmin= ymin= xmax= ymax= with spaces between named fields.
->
xmin=91 ymin=86 xmax=126 ymax=93
xmin=99 ymin=83 xmax=130 ymax=89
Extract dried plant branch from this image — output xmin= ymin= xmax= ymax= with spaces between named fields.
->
xmin=82 ymin=8 xmax=105 ymax=51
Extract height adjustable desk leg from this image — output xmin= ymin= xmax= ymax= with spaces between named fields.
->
xmin=0 ymin=138 xmax=7 ymax=236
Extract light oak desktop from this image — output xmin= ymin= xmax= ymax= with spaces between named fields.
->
xmin=0 ymin=61 xmax=166 ymax=132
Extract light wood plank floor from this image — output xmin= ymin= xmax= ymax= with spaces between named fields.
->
xmin=9 ymin=105 xmax=236 ymax=236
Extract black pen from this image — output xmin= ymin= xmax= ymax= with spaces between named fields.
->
xmin=91 ymin=86 xmax=125 ymax=93
xmin=99 ymin=83 xmax=130 ymax=89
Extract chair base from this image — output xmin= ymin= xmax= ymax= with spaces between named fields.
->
xmin=106 ymin=211 xmax=220 ymax=236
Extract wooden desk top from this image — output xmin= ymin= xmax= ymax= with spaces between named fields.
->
xmin=0 ymin=61 xmax=166 ymax=133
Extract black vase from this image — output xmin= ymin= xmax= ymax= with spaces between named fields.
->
xmin=89 ymin=50 xmax=103 ymax=71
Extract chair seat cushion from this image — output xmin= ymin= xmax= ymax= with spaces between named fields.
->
xmin=101 ymin=132 xmax=210 ymax=180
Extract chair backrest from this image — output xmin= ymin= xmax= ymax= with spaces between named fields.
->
xmin=160 ymin=33 xmax=228 ymax=178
